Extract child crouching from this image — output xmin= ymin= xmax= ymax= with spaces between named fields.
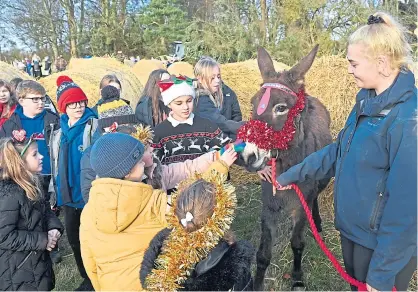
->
xmin=80 ymin=132 xmax=237 ymax=291
xmin=141 ymin=161 xmax=255 ymax=291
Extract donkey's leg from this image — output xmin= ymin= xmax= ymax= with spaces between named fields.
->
xmin=254 ymin=206 xmax=280 ymax=291
xmin=254 ymin=183 xmax=281 ymax=291
xmin=290 ymin=207 xmax=308 ymax=291
xmin=312 ymin=197 xmax=322 ymax=233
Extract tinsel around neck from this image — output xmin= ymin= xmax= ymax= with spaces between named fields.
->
xmin=145 ymin=170 xmax=237 ymax=291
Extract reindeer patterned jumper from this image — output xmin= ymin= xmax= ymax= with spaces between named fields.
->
xmin=152 ymin=114 xmax=230 ymax=165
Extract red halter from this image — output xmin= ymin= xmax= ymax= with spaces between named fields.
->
xmin=237 ymin=83 xmax=306 ymax=150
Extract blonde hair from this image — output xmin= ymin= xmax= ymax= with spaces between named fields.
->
xmin=348 ymin=12 xmax=412 ymax=70
xmin=194 ymin=57 xmax=223 ymax=108
xmin=16 ymin=80 xmax=46 ymax=100
xmin=0 ymin=138 xmax=41 ymax=200
xmin=175 ymin=179 xmax=216 ymax=233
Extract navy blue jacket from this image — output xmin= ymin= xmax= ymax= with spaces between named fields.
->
xmin=194 ymin=84 xmax=245 ymax=140
xmin=277 ymin=70 xmax=417 ymax=291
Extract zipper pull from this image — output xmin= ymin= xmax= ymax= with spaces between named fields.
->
xmin=379 ymin=192 xmax=383 ymax=197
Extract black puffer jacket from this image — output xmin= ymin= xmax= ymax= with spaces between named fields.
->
xmin=140 ymin=228 xmax=254 ymax=291
xmin=0 ymin=179 xmax=64 ymax=291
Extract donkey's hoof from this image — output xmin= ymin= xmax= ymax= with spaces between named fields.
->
xmin=291 ymin=280 xmax=306 ymax=291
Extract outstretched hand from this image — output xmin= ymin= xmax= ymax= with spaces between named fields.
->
xmin=220 ymin=147 xmax=238 ymax=167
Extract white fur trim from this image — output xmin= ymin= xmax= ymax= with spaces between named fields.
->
xmin=161 ymin=82 xmax=195 ymax=106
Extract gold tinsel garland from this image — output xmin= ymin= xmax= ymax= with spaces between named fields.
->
xmin=131 ymin=123 xmax=153 ymax=146
xmin=145 ymin=170 xmax=237 ymax=291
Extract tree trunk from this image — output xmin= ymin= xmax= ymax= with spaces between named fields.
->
xmin=42 ymin=0 xmax=60 ymax=59
xmin=260 ymin=0 xmax=268 ymax=43
xmin=61 ymin=0 xmax=78 ymax=57
xmin=78 ymin=0 xmax=85 ymax=49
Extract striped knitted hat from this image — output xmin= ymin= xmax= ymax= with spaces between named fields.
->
xmin=97 ymin=99 xmax=138 ymax=132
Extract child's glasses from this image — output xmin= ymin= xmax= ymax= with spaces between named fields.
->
xmin=67 ymin=100 xmax=87 ymax=109
xmin=24 ymin=96 xmax=46 ymax=103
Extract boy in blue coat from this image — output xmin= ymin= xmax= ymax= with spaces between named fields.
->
xmin=52 ymin=75 xmax=97 ymax=291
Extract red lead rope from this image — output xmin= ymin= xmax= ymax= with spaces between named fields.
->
xmin=270 ymin=158 xmax=396 ymax=292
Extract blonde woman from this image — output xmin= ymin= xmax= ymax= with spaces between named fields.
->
xmin=277 ymin=12 xmax=417 ymax=291
xmin=194 ymin=57 xmax=244 ymax=140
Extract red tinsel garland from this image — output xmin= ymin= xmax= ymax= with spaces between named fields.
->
xmin=237 ymin=89 xmax=306 ymax=151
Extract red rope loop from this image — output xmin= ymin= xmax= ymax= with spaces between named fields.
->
xmin=271 ymin=158 xmax=396 ymax=292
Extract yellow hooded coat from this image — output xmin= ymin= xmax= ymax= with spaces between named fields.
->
xmin=80 ymin=179 xmax=167 ymax=291
xmin=80 ymin=160 xmax=228 ymax=291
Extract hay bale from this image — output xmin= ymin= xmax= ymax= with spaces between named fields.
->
xmin=305 ymin=56 xmax=358 ymax=139
xmin=221 ymin=59 xmax=290 ymax=120
xmin=0 ymin=61 xmax=33 ymax=82
xmin=167 ymin=62 xmax=195 ymax=78
xmin=63 ymin=57 xmax=143 ymax=107
xmin=132 ymin=59 xmax=166 ymax=85
xmin=40 ymin=70 xmax=105 ymax=106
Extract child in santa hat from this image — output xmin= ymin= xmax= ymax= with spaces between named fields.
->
xmin=152 ymin=75 xmax=231 ymax=166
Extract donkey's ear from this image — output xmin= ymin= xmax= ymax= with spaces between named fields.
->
xmin=257 ymin=47 xmax=276 ymax=81
xmin=288 ymin=44 xmax=319 ymax=85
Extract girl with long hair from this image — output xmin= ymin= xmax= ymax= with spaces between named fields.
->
xmin=194 ymin=57 xmax=244 ymax=140
xmin=135 ymin=69 xmax=171 ymax=128
xmin=0 ymin=131 xmax=63 ymax=291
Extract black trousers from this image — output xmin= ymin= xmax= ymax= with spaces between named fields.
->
xmin=341 ymin=235 xmax=416 ymax=291
xmin=63 ymin=206 xmax=88 ymax=279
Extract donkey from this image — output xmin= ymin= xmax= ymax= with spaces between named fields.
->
xmin=240 ymin=45 xmax=333 ymax=290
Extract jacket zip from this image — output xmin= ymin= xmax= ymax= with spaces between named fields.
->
xmin=335 ymin=113 xmax=360 ymax=197
xmin=370 ymin=192 xmax=384 ymax=230
xmin=16 ymin=251 xmax=33 ymax=269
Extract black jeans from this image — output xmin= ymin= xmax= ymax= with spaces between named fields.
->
xmin=63 ymin=206 xmax=88 ymax=279
xmin=340 ymin=235 xmax=416 ymax=291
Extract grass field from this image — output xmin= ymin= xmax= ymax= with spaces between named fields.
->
xmin=53 ymin=182 xmax=417 ymax=291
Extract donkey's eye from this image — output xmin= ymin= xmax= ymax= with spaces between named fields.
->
xmin=273 ymin=104 xmax=289 ymax=115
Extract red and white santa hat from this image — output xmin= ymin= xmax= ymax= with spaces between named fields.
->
xmin=158 ymin=76 xmax=195 ymax=106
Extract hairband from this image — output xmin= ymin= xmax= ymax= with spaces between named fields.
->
xmin=157 ymin=75 xmax=195 ymax=91
xmin=367 ymin=15 xmax=385 ymax=25
xmin=180 ymin=212 xmax=194 ymax=227
xmin=12 ymin=130 xmax=45 ymax=157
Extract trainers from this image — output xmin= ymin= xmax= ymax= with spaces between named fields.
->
xmin=75 ymin=278 xmax=94 ymax=291
xmin=50 ymin=249 xmax=62 ymax=264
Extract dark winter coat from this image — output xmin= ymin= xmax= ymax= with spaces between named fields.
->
xmin=140 ymin=228 xmax=254 ymax=291
xmin=220 ymin=83 xmax=242 ymax=122
xmin=134 ymin=95 xmax=170 ymax=129
xmin=0 ymin=179 xmax=64 ymax=291
xmin=278 ymin=70 xmax=417 ymax=291
xmin=194 ymin=85 xmax=245 ymax=140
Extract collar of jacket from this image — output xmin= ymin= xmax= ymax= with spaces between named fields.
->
xmin=355 ymin=70 xmax=416 ymax=117
xmin=89 ymin=177 xmax=167 ymax=234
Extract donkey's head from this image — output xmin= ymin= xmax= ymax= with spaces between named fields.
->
xmin=241 ymin=45 xmax=319 ymax=172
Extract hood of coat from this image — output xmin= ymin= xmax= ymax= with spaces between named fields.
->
xmin=88 ymin=178 xmax=167 ymax=234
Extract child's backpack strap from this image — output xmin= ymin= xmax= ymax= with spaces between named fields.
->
xmin=83 ymin=118 xmax=99 ymax=150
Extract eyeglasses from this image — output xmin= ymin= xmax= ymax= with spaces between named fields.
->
xmin=67 ymin=100 xmax=87 ymax=109
xmin=24 ymin=96 xmax=46 ymax=103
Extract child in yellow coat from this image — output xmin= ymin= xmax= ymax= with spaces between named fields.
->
xmin=80 ymin=132 xmax=237 ymax=291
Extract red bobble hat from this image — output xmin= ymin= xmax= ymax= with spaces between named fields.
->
xmin=56 ymin=75 xmax=88 ymax=113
